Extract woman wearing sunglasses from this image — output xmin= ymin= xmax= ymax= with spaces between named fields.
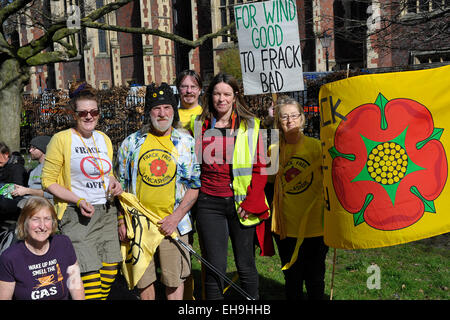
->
xmin=271 ymin=96 xmax=328 ymax=300
xmin=41 ymin=82 xmax=123 ymax=300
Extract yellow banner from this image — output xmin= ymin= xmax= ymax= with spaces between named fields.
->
xmin=320 ymin=65 xmax=450 ymax=249
xmin=118 ymin=192 xmax=177 ymax=289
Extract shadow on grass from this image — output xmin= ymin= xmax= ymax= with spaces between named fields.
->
xmin=109 ymin=268 xmax=286 ymax=300
xmin=190 ymin=269 xmax=286 ymax=300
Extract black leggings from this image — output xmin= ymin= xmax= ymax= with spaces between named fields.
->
xmin=274 ymin=235 xmax=328 ymax=300
xmin=195 ymin=192 xmax=259 ymax=300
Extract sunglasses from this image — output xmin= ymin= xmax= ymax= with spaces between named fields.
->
xmin=75 ymin=109 xmax=100 ymax=117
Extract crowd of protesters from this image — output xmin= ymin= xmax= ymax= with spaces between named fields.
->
xmin=0 ymin=70 xmax=327 ymax=301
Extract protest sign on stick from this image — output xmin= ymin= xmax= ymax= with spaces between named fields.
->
xmin=235 ymin=0 xmax=304 ymax=95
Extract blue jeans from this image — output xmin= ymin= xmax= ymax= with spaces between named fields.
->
xmin=195 ymin=192 xmax=259 ymax=300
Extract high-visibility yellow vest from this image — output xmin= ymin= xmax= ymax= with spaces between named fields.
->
xmin=190 ymin=115 xmax=268 ymax=227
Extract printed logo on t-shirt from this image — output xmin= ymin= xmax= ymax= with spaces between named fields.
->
xmin=283 ymin=156 xmax=313 ymax=194
xmin=138 ymin=149 xmax=177 ymax=187
xmin=28 ymin=259 xmax=64 ymax=300
xmin=80 ymin=155 xmax=112 ymax=181
xmin=71 ymin=133 xmax=112 ymax=197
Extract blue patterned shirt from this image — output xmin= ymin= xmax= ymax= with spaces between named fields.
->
xmin=115 ymin=126 xmax=201 ymax=234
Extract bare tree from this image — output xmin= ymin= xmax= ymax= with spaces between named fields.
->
xmin=0 ymin=0 xmax=234 ymax=151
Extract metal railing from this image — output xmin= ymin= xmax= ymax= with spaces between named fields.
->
xmin=20 ymin=86 xmax=321 ymax=154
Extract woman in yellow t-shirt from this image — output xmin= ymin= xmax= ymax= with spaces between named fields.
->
xmin=271 ymin=96 xmax=328 ymax=300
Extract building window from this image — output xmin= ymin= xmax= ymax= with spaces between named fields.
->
xmin=126 ymin=79 xmax=138 ymax=86
xmin=404 ymin=0 xmax=449 ymax=14
xmin=97 ymin=0 xmax=107 ymax=53
xmin=218 ymin=0 xmax=264 ymax=43
xmin=406 ymin=0 xmax=417 ymax=13
xmin=412 ymin=50 xmax=450 ymax=64
xmin=99 ymin=81 xmax=110 ymax=90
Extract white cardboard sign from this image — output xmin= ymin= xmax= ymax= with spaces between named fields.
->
xmin=235 ymin=0 xmax=304 ymax=95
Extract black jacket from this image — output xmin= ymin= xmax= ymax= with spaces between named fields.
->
xmin=0 ymin=154 xmax=27 ymax=186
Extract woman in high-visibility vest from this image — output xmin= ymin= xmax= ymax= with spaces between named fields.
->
xmin=271 ymin=96 xmax=328 ymax=300
xmin=191 ymin=73 xmax=273 ymax=300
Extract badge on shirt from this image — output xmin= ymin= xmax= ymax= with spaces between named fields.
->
xmin=283 ymin=157 xmax=313 ymax=194
xmin=138 ymin=149 xmax=177 ymax=187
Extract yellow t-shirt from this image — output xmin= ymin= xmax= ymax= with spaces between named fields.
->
xmin=178 ymin=105 xmax=203 ymax=130
xmin=136 ymin=133 xmax=178 ymax=218
xmin=281 ymin=136 xmax=324 ymax=238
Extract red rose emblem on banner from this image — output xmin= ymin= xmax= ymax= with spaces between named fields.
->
xmin=329 ymin=93 xmax=447 ymax=231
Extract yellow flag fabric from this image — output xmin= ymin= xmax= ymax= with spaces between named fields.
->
xmin=271 ymin=138 xmax=322 ymax=270
xmin=320 ymin=65 xmax=450 ymax=249
xmin=118 ymin=192 xmax=177 ymax=289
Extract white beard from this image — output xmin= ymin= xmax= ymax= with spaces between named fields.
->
xmin=151 ymin=115 xmax=173 ymax=133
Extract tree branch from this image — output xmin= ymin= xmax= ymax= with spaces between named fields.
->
xmin=85 ymin=0 xmax=134 ymax=22
xmin=26 ymin=49 xmax=76 ymax=66
xmin=0 ymin=0 xmax=33 ymax=25
xmin=82 ymin=20 xmax=235 ymax=48
xmin=16 ymin=0 xmax=134 ymax=61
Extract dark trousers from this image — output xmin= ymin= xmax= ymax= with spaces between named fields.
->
xmin=0 ymin=195 xmax=22 ymax=222
xmin=196 ymin=192 xmax=259 ymax=300
xmin=274 ymin=234 xmax=328 ymax=300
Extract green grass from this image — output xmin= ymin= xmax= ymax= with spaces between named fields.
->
xmin=190 ymin=233 xmax=449 ymax=300
xmin=325 ymin=234 xmax=449 ymax=300
xmin=190 ymin=233 xmax=285 ymax=300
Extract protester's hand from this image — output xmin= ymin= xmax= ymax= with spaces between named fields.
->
xmin=108 ymin=177 xmax=123 ymax=197
xmin=11 ymin=184 xmax=28 ymax=197
xmin=237 ymin=207 xmax=250 ymax=220
xmin=118 ymin=219 xmax=128 ymax=242
xmin=268 ymin=106 xmax=274 ymax=119
xmin=79 ymin=200 xmax=95 ymax=218
xmin=157 ymin=215 xmax=179 ymax=237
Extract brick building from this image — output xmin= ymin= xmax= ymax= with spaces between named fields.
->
xmin=23 ymin=0 xmax=200 ymax=94
xmin=21 ymin=0 xmax=449 ymax=94
xmin=209 ymin=0 xmax=449 ymax=74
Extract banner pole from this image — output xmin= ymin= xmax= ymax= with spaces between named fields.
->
xmin=173 ymin=237 xmax=255 ymax=300
xmin=330 ymin=248 xmax=337 ymax=300
xmin=272 ymin=92 xmax=278 ymax=103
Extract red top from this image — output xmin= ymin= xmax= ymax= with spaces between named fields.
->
xmin=197 ymin=119 xmax=274 ymax=256
xmin=199 ymin=127 xmax=234 ymax=197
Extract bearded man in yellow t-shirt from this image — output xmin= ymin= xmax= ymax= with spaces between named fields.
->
xmin=116 ymin=83 xmax=200 ymax=300
xmin=176 ymin=70 xmax=203 ymax=130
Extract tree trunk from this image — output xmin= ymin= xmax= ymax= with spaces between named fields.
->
xmin=0 ymin=58 xmax=27 ymax=152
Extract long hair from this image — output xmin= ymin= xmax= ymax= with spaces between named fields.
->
xmin=200 ymin=73 xmax=255 ymax=129
xmin=16 ymin=197 xmax=58 ymax=240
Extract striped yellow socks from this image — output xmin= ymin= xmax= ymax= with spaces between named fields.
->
xmin=100 ymin=262 xmax=118 ymax=300
xmin=81 ymin=272 xmax=102 ymax=300
xmin=81 ymin=262 xmax=118 ymax=300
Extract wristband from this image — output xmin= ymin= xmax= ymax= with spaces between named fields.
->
xmin=117 ymin=215 xmax=124 ymax=220
xmin=76 ymin=198 xmax=86 ymax=208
